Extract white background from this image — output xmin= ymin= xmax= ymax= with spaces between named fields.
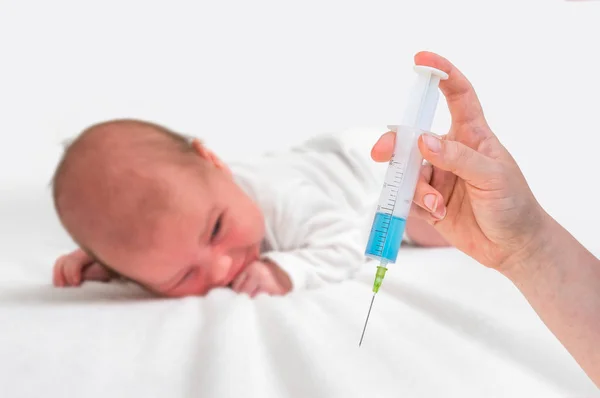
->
xmin=1 ymin=2 xmax=600 ymax=396
xmin=1 ymin=0 xmax=599 ymax=250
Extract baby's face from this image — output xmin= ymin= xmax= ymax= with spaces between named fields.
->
xmin=90 ymin=161 xmax=265 ymax=297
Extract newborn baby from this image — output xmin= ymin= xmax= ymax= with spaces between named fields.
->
xmin=52 ymin=119 xmax=447 ymax=297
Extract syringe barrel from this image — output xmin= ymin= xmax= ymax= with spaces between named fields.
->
xmin=364 ymin=64 xmax=446 ymax=265
xmin=364 ymin=125 xmax=425 ymax=264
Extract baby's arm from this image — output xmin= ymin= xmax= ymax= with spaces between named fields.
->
xmin=259 ymin=182 xmax=366 ymax=292
xmin=53 ymin=248 xmax=115 ymax=287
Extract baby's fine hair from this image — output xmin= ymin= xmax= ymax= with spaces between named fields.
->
xmin=50 ymin=118 xmax=197 ymax=212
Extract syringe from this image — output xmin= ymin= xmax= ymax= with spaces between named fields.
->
xmin=358 ymin=65 xmax=448 ymax=346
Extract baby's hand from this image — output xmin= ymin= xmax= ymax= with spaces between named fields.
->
xmin=231 ymin=259 xmax=292 ymax=297
xmin=53 ymin=248 xmax=114 ymax=287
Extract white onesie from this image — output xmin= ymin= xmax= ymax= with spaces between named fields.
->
xmin=229 ymin=129 xmax=407 ymax=292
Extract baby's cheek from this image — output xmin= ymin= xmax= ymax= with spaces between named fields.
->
xmin=170 ymin=278 xmax=211 ymax=298
xmin=233 ymin=223 xmax=264 ymax=247
xmin=234 ymin=204 xmax=266 ymax=241
xmin=223 ymin=229 xmax=248 ymax=250
xmin=160 ymin=268 xmax=213 ymax=298
xmin=207 ymin=255 xmax=233 ymax=286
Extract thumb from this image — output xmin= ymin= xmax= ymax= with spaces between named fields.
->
xmin=418 ymin=133 xmax=497 ymax=187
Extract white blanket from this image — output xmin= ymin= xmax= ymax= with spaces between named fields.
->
xmin=1 ymin=188 xmax=599 ymax=398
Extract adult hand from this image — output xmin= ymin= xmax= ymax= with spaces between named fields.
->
xmin=372 ymin=51 xmax=547 ymax=273
xmin=374 ymin=51 xmax=600 ymax=388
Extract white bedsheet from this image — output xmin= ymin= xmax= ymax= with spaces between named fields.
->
xmin=1 ymin=188 xmax=599 ymax=398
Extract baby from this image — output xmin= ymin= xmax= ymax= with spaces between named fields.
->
xmin=52 ymin=119 xmax=448 ymax=297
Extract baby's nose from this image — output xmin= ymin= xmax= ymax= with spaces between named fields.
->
xmin=209 ymin=255 xmax=233 ymax=285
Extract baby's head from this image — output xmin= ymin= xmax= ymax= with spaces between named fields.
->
xmin=52 ymin=119 xmax=265 ymax=297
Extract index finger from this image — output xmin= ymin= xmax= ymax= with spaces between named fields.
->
xmin=414 ymin=51 xmax=488 ymax=130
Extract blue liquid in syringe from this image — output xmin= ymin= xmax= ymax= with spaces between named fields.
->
xmin=365 ymin=212 xmax=407 ymax=263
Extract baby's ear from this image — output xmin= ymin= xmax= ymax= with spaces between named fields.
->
xmin=190 ymin=139 xmax=231 ymax=176
xmin=191 ymin=138 xmax=210 ymax=159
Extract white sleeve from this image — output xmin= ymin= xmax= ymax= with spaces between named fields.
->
xmin=260 ymin=181 xmax=366 ymax=292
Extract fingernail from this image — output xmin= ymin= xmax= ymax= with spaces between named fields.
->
xmin=423 ymin=194 xmax=438 ymax=212
xmin=423 ymin=134 xmax=441 ymax=153
xmin=433 ymin=205 xmax=447 ymax=220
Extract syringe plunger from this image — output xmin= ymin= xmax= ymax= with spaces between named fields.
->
xmin=401 ymin=66 xmax=449 ymax=132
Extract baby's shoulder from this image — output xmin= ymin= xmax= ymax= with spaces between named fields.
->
xmin=230 ymin=128 xmax=382 ymax=198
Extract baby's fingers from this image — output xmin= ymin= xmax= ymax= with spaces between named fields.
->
xmin=53 ymin=256 xmax=67 ymax=287
xmin=235 ymin=274 xmax=259 ymax=297
xmin=231 ymin=271 xmax=247 ymax=292
xmin=82 ymin=262 xmax=113 ymax=282
xmin=64 ymin=260 xmax=83 ymax=286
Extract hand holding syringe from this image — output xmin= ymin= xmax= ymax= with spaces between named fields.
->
xmin=359 ymin=50 xmax=600 ymax=390
xmin=359 ymin=64 xmax=448 ymax=346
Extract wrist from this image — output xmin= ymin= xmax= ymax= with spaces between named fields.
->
xmin=499 ymin=212 xmax=566 ymax=283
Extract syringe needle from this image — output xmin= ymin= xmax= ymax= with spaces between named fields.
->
xmin=359 ymin=294 xmax=376 ymax=347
